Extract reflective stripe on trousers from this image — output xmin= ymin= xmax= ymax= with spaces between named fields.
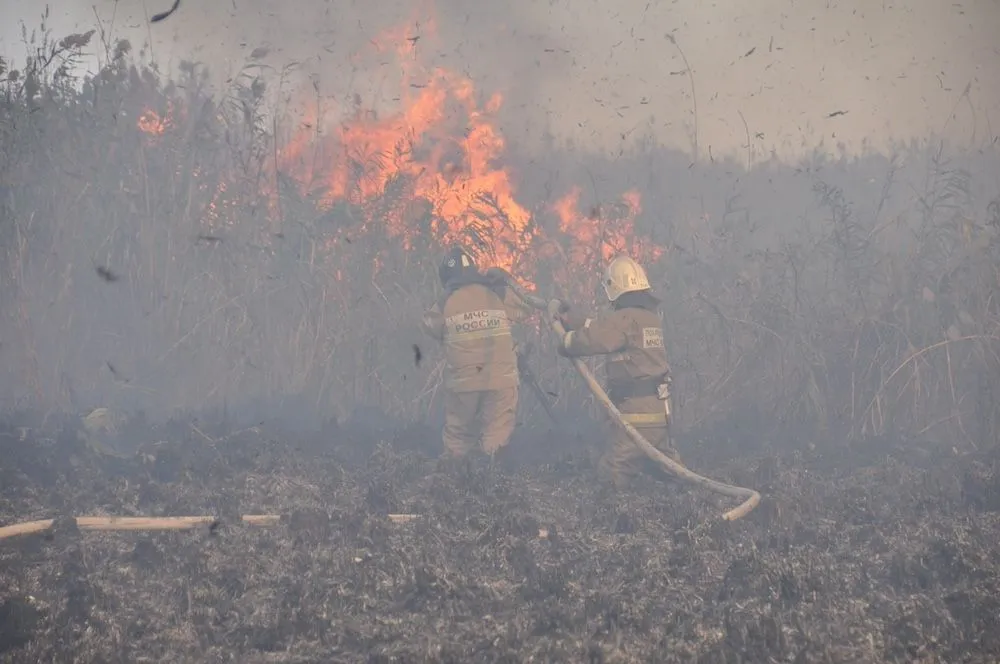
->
xmin=619 ymin=412 xmax=667 ymax=426
xmin=445 ymin=328 xmax=512 ymax=343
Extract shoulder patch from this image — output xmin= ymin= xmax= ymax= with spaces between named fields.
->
xmin=642 ymin=327 xmax=664 ymax=349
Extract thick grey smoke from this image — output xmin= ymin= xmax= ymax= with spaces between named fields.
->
xmin=2 ymin=0 xmax=998 ymax=160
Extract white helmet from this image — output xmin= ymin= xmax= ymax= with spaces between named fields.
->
xmin=603 ymin=255 xmax=651 ymax=301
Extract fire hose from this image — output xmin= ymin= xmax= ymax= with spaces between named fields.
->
xmin=493 ymin=270 xmax=761 ymax=522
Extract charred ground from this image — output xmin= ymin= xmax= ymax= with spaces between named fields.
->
xmin=2 ymin=413 xmax=1000 ymax=663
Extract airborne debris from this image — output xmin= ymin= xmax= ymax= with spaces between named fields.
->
xmin=150 ymin=0 xmax=180 ymax=23
xmin=58 ymin=31 xmax=96 ymax=51
xmin=412 ymin=344 xmax=422 ymax=366
xmin=827 ymin=110 xmax=849 ymax=118
xmin=95 ymin=265 xmax=119 ymax=282
xmin=106 ymin=361 xmax=129 ymax=383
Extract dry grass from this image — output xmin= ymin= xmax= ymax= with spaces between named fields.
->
xmin=0 ymin=17 xmax=998 ymax=452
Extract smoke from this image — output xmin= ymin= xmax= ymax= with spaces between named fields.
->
xmin=1 ymin=0 xmax=998 ymax=159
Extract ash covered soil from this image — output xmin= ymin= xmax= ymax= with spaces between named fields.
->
xmin=3 ymin=415 xmax=1000 ymax=663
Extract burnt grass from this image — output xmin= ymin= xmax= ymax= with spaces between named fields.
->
xmin=3 ymin=414 xmax=1000 ymax=663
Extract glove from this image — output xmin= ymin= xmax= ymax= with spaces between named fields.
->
xmin=421 ymin=311 xmax=445 ymax=341
xmin=557 ymin=305 xmax=588 ymax=331
xmin=484 ymin=267 xmax=513 ymax=284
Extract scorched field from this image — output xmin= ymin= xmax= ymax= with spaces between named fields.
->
xmin=3 ymin=4 xmax=1000 ymax=663
xmin=2 ymin=415 xmax=1000 ymax=663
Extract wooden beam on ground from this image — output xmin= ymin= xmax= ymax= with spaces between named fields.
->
xmin=387 ymin=513 xmax=419 ymax=523
xmin=0 ymin=513 xmax=552 ymax=541
xmin=0 ymin=519 xmax=55 ymax=539
xmin=75 ymin=516 xmax=217 ymax=531
xmin=0 ymin=513 xmax=423 ymax=540
xmin=242 ymin=514 xmax=281 ymax=526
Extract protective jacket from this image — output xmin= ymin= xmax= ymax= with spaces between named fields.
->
xmin=561 ymin=291 xmax=671 ymax=424
xmin=422 ymin=274 xmax=532 ymax=393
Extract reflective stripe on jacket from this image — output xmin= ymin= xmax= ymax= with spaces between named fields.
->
xmin=422 ymin=281 xmax=532 ymax=392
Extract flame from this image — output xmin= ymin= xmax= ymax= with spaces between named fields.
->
xmin=551 ymin=187 xmax=660 ymax=262
xmin=136 ymin=102 xmax=174 ymax=136
xmin=545 ymin=186 xmax=662 ymax=303
xmin=277 ymin=58 xmax=538 ymax=275
xmin=132 ymin=17 xmax=666 ymax=304
xmin=274 ymin=17 xmax=668 ymax=297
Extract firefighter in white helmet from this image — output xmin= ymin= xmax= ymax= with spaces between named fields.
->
xmin=552 ymin=255 xmax=680 ymax=487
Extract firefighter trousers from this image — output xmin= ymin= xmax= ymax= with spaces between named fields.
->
xmin=442 ymin=386 xmax=518 ymax=457
xmin=600 ymin=395 xmax=682 ymax=487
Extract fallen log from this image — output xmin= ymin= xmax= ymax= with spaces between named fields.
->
xmin=500 ymin=275 xmax=761 ymax=521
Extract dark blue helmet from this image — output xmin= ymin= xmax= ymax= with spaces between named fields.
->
xmin=438 ymin=247 xmax=478 ymax=286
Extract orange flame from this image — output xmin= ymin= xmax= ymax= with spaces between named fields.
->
xmin=544 ymin=186 xmax=662 ymax=304
xmin=277 ymin=60 xmax=539 ymax=275
xmin=132 ymin=17 xmax=666 ymax=304
xmin=136 ymin=102 xmax=173 ymax=136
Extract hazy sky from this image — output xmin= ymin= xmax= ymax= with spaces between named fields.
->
xmin=1 ymin=0 xmax=997 ymax=162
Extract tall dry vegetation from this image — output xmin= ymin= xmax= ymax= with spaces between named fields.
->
xmin=1 ymin=19 xmax=998 ymax=450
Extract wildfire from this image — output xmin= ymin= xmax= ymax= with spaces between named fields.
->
xmin=132 ymin=17 xmax=665 ymax=300
xmin=277 ymin=54 xmax=538 ymax=275
xmin=551 ymin=187 xmax=661 ymax=263
xmin=543 ymin=186 xmax=663 ymax=303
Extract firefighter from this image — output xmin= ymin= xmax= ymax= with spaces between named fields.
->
xmin=552 ymin=255 xmax=681 ymax=487
xmin=421 ymin=247 xmax=534 ymax=459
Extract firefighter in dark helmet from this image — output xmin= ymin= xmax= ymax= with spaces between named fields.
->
xmin=421 ymin=247 xmax=534 ymax=458
xmin=552 ymin=255 xmax=681 ymax=487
